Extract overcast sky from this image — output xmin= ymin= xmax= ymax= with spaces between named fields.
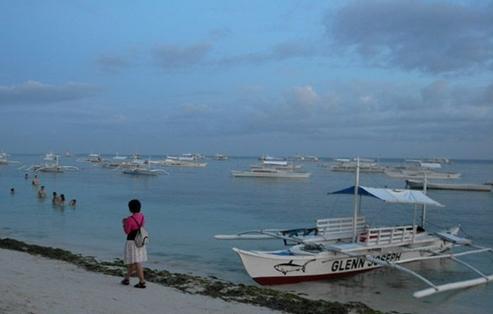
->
xmin=1 ymin=0 xmax=492 ymax=158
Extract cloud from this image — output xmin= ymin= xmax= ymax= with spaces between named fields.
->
xmin=233 ymin=80 xmax=493 ymax=142
xmin=0 ymin=81 xmax=100 ymax=106
xmin=291 ymin=85 xmax=319 ymax=107
xmin=216 ymin=41 xmax=321 ymax=66
xmin=96 ymin=55 xmax=130 ymax=73
xmin=330 ymin=0 xmax=493 ymax=74
xmin=153 ymin=42 xmax=212 ymax=69
xmin=99 ymin=35 xmax=321 ymax=72
xmin=154 ymin=80 xmax=492 ymax=143
xmin=208 ymin=27 xmax=232 ymax=41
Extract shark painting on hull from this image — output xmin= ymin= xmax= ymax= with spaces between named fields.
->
xmin=273 ymin=259 xmax=316 ymax=275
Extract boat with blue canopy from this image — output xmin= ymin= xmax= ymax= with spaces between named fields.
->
xmin=215 ymin=158 xmax=493 ymax=298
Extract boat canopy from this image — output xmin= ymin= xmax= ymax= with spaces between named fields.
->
xmin=330 ymin=186 xmax=444 ymax=207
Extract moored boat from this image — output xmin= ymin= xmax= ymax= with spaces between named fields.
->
xmin=330 ymin=158 xmax=385 ymax=173
xmin=232 ymin=160 xmax=310 ymax=178
xmin=122 ymin=167 xmax=168 ymax=176
xmin=232 ymin=169 xmax=311 ymax=178
xmin=0 ymin=152 xmax=19 ymax=165
xmin=29 ymin=154 xmax=79 ymax=173
xmin=384 ymin=168 xmax=461 ymax=179
xmin=217 ymin=159 xmax=493 ymax=298
xmin=214 ymin=154 xmax=229 ymax=160
xmin=406 ymin=180 xmax=492 ymax=192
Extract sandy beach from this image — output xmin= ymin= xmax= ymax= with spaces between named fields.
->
xmin=0 ymin=248 xmax=280 ymax=314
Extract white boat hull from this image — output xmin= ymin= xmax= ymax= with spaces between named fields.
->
xmin=232 ymin=170 xmax=311 ymax=178
xmin=385 ymin=169 xmax=461 ymax=180
xmin=233 ymin=238 xmax=449 ymax=285
xmin=122 ymin=169 xmax=160 ymax=176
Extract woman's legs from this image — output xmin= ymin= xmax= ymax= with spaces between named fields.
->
xmin=125 ymin=263 xmax=136 ymax=280
xmin=135 ymin=263 xmax=145 ymax=283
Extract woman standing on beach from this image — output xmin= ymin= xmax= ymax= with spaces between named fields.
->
xmin=121 ymin=199 xmax=147 ymax=288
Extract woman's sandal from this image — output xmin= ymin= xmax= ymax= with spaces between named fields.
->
xmin=121 ymin=278 xmax=130 ymax=285
xmin=134 ymin=282 xmax=146 ymax=289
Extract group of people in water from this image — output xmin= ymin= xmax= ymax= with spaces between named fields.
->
xmin=19 ymin=173 xmax=77 ymax=208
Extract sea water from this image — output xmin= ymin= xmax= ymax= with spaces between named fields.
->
xmin=0 ymin=155 xmax=492 ymax=314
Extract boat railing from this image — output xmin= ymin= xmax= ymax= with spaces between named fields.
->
xmin=316 ymin=217 xmax=366 ymax=239
xmin=359 ymin=225 xmax=416 ymax=246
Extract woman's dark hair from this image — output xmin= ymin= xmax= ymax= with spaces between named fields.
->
xmin=60 ymin=194 xmax=65 ymax=201
xmin=128 ymin=199 xmax=141 ymax=213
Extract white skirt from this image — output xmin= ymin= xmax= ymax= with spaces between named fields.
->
xmin=123 ymin=240 xmax=148 ymax=265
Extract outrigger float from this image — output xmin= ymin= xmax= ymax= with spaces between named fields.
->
xmin=215 ymin=159 xmax=493 ymax=298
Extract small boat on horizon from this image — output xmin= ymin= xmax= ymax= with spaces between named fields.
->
xmin=405 ymin=179 xmax=492 ymax=192
xmin=0 ymin=152 xmax=20 ymax=165
xmin=161 ymin=155 xmax=207 ymax=167
xmin=122 ymin=167 xmax=168 ymax=176
xmin=232 ymin=160 xmax=310 ymax=179
xmin=29 ymin=154 xmax=79 ymax=173
xmin=385 ymin=160 xmax=460 ymax=179
xmin=214 ymin=154 xmax=229 ymax=160
xmin=330 ymin=158 xmax=385 ymax=173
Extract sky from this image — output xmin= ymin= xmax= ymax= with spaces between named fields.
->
xmin=0 ymin=0 xmax=492 ymax=158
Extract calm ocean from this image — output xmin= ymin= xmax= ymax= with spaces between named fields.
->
xmin=1 ymin=154 xmax=492 ymax=313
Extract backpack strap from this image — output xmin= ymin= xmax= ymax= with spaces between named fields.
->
xmin=130 ymin=216 xmax=142 ymax=228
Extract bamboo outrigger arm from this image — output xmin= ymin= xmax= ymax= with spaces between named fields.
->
xmin=379 ymin=247 xmax=493 ymax=298
xmin=322 ymin=239 xmax=493 ymax=299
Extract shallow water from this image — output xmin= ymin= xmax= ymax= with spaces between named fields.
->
xmin=1 ymin=155 xmax=492 ymax=313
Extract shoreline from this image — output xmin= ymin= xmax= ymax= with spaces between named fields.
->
xmin=0 ymin=238 xmax=380 ymax=314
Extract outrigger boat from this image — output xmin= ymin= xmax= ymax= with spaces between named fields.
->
xmin=161 ymin=155 xmax=207 ymax=168
xmin=27 ymin=154 xmax=79 ymax=173
xmin=232 ymin=160 xmax=310 ymax=179
xmin=385 ymin=160 xmax=460 ymax=180
xmin=215 ymin=159 xmax=493 ymax=298
xmin=0 ymin=152 xmax=20 ymax=165
xmin=122 ymin=167 xmax=168 ymax=176
xmin=121 ymin=159 xmax=169 ymax=176
xmin=330 ymin=158 xmax=386 ymax=173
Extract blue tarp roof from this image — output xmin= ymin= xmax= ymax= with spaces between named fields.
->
xmin=330 ymin=186 xmax=444 ymax=207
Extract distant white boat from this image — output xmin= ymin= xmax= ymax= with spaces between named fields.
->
xmin=121 ymin=157 xmax=169 ymax=176
xmin=122 ymin=167 xmax=168 ymax=176
xmin=161 ymin=155 xmax=207 ymax=167
xmin=232 ymin=168 xmax=311 ymax=178
xmin=405 ymin=159 xmax=442 ymax=169
xmin=424 ymin=157 xmax=451 ymax=164
xmin=306 ymin=155 xmax=319 ymax=162
xmin=406 ymin=180 xmax=492 ymax=192
xmin=331 ymin=158 xmax=385 ymax=173
xmin=0 ymin=152 xmax=19 ymax=165
xmin=293 ymin=155 xmax=319 ymax=162
xmin=232 ymin=160 xmax=310 ymax=178
xmin=214 ymin=154 xmax=229 ymax=160
xmin=258 ymin=155 xmax=285 ymax=162
xmin=30 ymin=154 xmax=79 ymax=173
xmin=87 ymin=153 xmax=103 ymax=163
xmin=385 ymin=159 xmax=460 ymax=180
xmin=385 ymin=168 xmax=461 ymax=180
xmin=113 ymin=153 xmax=127 ymax=160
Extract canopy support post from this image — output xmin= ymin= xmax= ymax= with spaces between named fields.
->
xmin=412 ymin=205 xmax=417 ymax=244
xmin=421 ymin=174 xmax=427 ymax=227
xmin=352 ymin=157 xmax=360 ymax=243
